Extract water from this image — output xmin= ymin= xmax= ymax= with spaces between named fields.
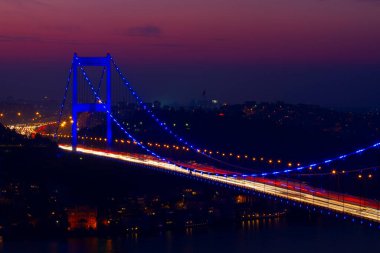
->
xmin=1 ymin=216 xmax=379 ymax=253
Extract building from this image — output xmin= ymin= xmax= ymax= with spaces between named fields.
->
xmin=67 ymin=206 xmax=97 ymax=231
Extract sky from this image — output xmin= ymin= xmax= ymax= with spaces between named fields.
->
xmin=0 ymin=0 xmax=380 ymax=107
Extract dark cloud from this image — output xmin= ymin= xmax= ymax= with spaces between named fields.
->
xmin=126 ymin=25 xmax=162 ymax=37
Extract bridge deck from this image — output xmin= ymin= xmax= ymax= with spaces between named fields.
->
xmin=59 ymin=145 xmax=380 ymax=224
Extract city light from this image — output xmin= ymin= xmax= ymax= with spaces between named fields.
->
xmin=54 ymin=133 xmax=304 ymax=167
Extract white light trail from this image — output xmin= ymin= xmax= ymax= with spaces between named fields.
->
xmin=59 ymin=145 xmax=380 ymax=223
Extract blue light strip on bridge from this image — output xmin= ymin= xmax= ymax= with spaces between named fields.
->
xmin=263 ymin=142 xmax=380 ymax=177
xmin=110 ymin=55 xmax=380 ymax=178
xmin=55 ymin=62 xmax=73 ymax=139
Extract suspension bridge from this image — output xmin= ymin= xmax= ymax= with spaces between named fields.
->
xmin=15 ymin=53 xmax=380 ymax=228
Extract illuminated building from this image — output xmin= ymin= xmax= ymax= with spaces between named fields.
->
xmin=67 ymin=206 xmax=97 ymax=231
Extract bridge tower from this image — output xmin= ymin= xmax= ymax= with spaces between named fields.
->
xmin=72 ymin=53 xmax=112 ymax=151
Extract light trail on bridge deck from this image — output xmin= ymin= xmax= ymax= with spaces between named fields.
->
xmin=59 ymin=145 xmax=380 ymax=224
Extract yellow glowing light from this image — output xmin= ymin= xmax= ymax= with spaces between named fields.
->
xmin=17 ymin=112 xmax=21 ymax=116
xmin=368 ymin=174 xmax=372 ymax=179
xmin=358 ymin=174 xmax=362 ymax=179
xmin=332 ymin=170 xmax=336 ymax=175
xmin=287 ymin=163 xmax=292 ymax=167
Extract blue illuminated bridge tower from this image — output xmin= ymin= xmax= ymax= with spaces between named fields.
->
xmin=72 ymin=53 xmax=112 ymax=151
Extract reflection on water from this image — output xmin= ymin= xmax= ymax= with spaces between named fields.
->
xmin=185 ymin=227 xmax=193 ymax=236
xmin=1 ymin=217 xmax=380 ymax=253
xmin=105 ymin=239 xmax=112 ymax=253
xmin=241 ymin=217 xmax=281 ymax=231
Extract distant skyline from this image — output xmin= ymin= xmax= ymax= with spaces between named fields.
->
xmin=0 ymin=0 xmax=380 ymax=107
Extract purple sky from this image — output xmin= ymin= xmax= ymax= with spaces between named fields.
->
xmin=1 ymin=0 xmax=380 ymax=107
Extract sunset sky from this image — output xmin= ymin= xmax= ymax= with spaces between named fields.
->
xmin=1 ymin=0 xmax=380 ymax=107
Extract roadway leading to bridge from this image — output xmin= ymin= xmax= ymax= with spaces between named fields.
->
xmin=59 ymin=145 xmax=380 ymax=224
xmin=6 ymin=122 xmax=56 ymax=137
